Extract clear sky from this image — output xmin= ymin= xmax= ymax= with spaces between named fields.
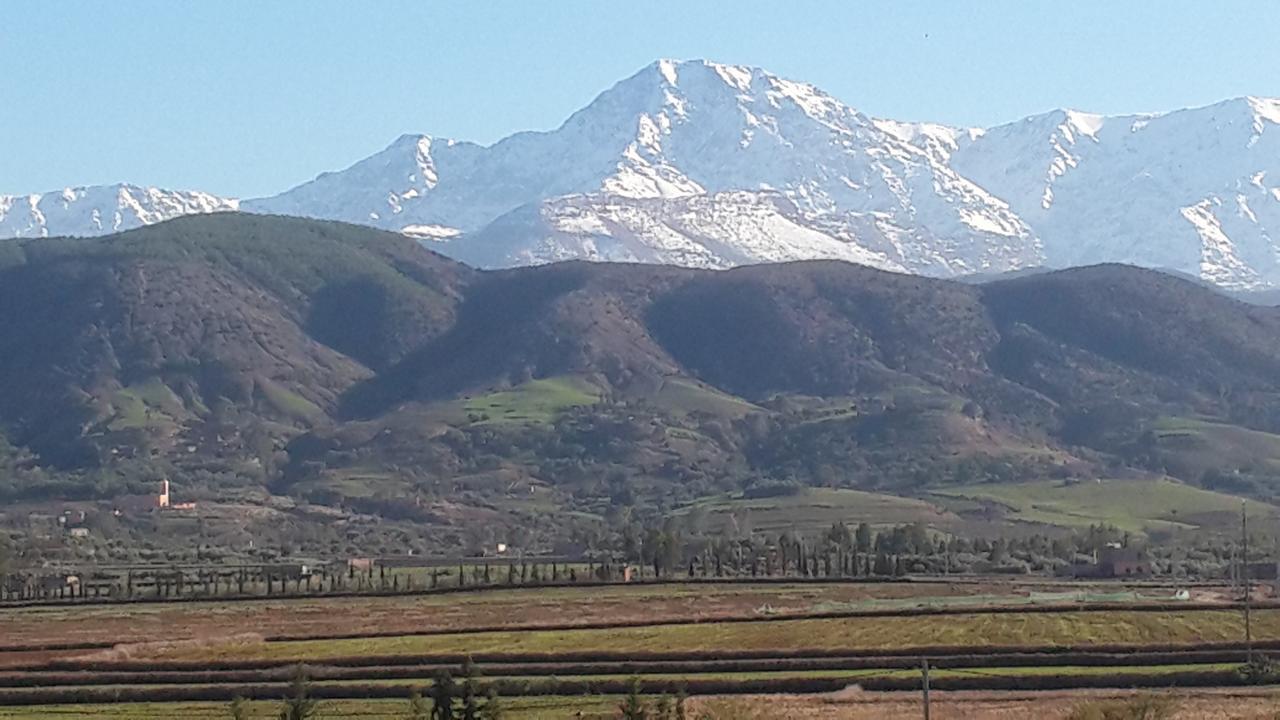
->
xmin=4 ymin=1 xmax=1279 ymax=198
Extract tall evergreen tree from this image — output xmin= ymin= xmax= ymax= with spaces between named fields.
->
xmin=479 ymin=689 xmax=503 ymax=720
xmin=430 ymin=670 xmax=456 ymax=720
xmin=278 ymin=665 xmax=318 ymax=720
xmin=619 ymin=677 xmax=648 ymax=720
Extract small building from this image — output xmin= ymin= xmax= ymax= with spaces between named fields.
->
xmin=1073 ymin=547 xmax=1152 ymax=578
xmin=37 ymin=574 xmax=80 ymax=595
xmin=1244 ymin=561 xmax=1280 ymax=581
xmin=262 ymin=563 xmax=311 ymax=579
xmin=113 ymin=479 xmax=173 ymax=513
xmin=67 ymin=527 xmax=90 ymax=539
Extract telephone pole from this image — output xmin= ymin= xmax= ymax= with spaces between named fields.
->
xmin=921 ymin=657 xmax=931 ymax=720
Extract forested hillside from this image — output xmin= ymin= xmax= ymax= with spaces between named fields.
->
xmin=5 ymin=214 xmax=1280 ymax=552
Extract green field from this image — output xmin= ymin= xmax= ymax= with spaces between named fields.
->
xmin=107 ymin=377 xmax=190 ymax=431
xmin=460 ymin=376 xmax=601 ymax=425
xmin=257 ymin=378 xmax=323 ymax=420
xmin=1152 ymin=416 xmax=1280 ymax=476
xmin=673 ymin=487 xmax=957 ymax=535
xmin=932 ymin=477 xmax=1274 ymax=533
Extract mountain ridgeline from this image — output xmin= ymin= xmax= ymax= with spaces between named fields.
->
xmin=4 ymin=214 xmax=1280 ymax=523
xmin=5 ymin=60 xmax=1280 ymax=290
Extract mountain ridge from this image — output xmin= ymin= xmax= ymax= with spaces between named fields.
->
xmin=5 ymin=59 xmax=1280 ymax=288
xmin=8 ymin=214 xmax=1280 ymax=547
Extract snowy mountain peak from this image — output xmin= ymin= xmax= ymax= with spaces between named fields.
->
xmin=1245 ymin=96 xmax=1280 ymax=130
xmin=0 ymin=183 xmax=237 ymax=239
xmin=7 ymin=62 xmax=1280 ymax=289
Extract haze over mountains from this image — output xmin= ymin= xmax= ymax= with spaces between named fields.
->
xmin=5 ymin=59 xmax=1280 ymax=288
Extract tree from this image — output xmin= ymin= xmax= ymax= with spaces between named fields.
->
xmin=479 ymin=688 xmax=503 ymax=720
xmin=460 ymin=657 xmax=481 ymax=720
xmin=988 ymin=538 xmax=1007 ymax=564
xmin=430 ymin=670 xmax=456 ymax=720
xmin=0 ymin=533 xmax=12 ymax=577
xmin=873 ymin=551 xmax=893 ymax=576
xmin=278 ymin=665 xmax=318 ymax=720
xmin=825 ymin=522 xmax=851 ymax=550
xmin=408 ymin=689 xmax=431 ymax=720
xmin=619 ymin=677 xmax=648 ymax=720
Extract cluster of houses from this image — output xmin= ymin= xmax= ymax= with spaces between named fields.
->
xmin=50 ymin=480 xmax=197 ymax=542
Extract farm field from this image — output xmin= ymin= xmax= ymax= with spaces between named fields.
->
xmin=673 ymin=488 xmax=961 ymax=535
xmin=4 ymin=685 xmax=1280 ymax=719
xmin=687 ymin=688 xmax=1280 ymax=719
xmin=1150 ymin=416 xmax=1280 ymax=478
xmin=0 ymin=696 xmax=616 ymax=719
xmin=931 ymin=477 xmax=1278 ymax=533
xmin=3 ymin=582 xmax=1276 ymax=717
xmin=134 ymin=608 xmax=1280 ymax=662
xmin=0 ymin=665 xmax=1275 ymax=718
xmin=2 ymin=581 xmax=1099 ymax=650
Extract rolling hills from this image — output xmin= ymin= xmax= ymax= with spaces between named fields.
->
xmin=4 ymin=213 xmax=1280 ymax=549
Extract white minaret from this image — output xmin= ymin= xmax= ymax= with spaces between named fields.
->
xmin=157 ymin=479 xmax=171 ymax=508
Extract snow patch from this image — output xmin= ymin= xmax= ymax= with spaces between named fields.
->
xmin=401 ymin=224 xmax=461 ymax=240
xmin=710 ymin=62 xmax=753 ymax=92
xmin=656 ymin=59 xmax=679 ymax=86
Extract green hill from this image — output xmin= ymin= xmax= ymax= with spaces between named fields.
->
xmin=5 ymin=214 xmax=1280 ymax=550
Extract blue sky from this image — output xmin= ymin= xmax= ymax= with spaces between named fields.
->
xmin=4 ymin=1 xmax=1279 ymax=198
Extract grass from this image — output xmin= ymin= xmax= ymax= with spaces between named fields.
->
xmin=650 ymin=378 xmax=760 ymax=418
xmin=461 ymin=376 xmax=600 ymax=426
xmin=107 ymin=378 xmax=188 ymax=431
xmin=307 ymin=472 xmax=412 ymax=500
xmin=1152 ymin=415 xmax=1280 ymax=475
xmin=673 ymin=487 xmax=956 ymax=535
xmin=149 ymin=609 xmax=1280 ymax=662
xmin=257 ymin=379 xmax=323 ymax=421
xmin=0 ymin=696 xmax=617 ymax=719
xmin=932 ymin=477 xmax=1275 ymax=533
xmin=303 ymin=664 xmax=1241 ymax=687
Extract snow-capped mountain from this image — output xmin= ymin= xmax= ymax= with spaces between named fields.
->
xmin=951 ymin=97 xmax=1280 ymax=287
xmin=6 ymin=59 xmax=1280 ymax=288
xmin=247 ymin=59 xmax=1041 ymax=277
xmin=0 ymin=184 xmax=237 ymax=239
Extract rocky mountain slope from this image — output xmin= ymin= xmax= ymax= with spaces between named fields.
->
xmin=950 ymin=98 xmax=1280 ymax=287
xmin=248 ymin=59 xmax=1039 ymax=277
xmin=0 ymin=184 xmax=238 ymax=239
xmin=6 ymin=60 xmax=1280 ymax=288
